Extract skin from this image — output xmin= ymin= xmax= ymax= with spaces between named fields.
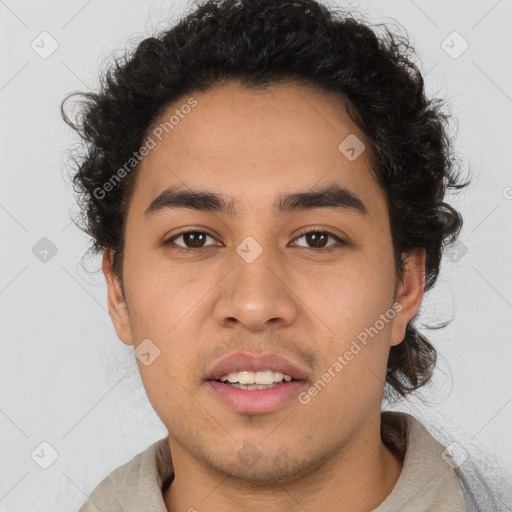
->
xmin=103 ymin=81 xmax=425 ymax=511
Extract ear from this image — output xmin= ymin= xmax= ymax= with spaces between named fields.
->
xmin=390 ymin=248 xmax=426 ymax=347
xmin=102 ymin=248 xmax=134 ymax=346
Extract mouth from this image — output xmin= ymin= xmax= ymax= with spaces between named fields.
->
xmin=218 ymin=369 xmax=296 ymax=388
xmin=206 ymin=378 xmax=307 ymax=415
xmin=204 ymin=352 xmax=310 ymax=414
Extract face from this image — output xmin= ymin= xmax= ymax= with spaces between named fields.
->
xmin=104 ymin=81 xmax=424 ymax=483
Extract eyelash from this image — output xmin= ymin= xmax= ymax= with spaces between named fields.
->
xmin=163 ymin=228 xmax=347 ymax=254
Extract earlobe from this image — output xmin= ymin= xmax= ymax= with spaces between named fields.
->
xmin=102 ymin=248 xmax=134 ymax=346
xmin=390 ymin=248 xmax=426 ymax=347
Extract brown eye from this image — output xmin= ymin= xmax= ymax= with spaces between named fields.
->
xmin=166 ymin=231 xmax=218 ymax=250
xmin=182 ymin=232 xmax=207 ymax=248
xmin=305 ymin=232 xmax=328 ymax=248
xmin=292 ymin=229 xmax=346 ymax=252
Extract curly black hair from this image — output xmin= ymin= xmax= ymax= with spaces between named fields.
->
xmin=62 ymin=0 xmax=469 ymax=398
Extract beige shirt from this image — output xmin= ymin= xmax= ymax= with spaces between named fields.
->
xmin=79 ymin=412 xmax=467 ymax=511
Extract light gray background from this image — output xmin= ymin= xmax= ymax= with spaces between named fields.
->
xmin=1 ymin=0 xmax=511 ymax=510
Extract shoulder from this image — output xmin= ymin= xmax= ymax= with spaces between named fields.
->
xmin=376 ymin=411 xmax=468 ymax=511
xmin=79 ymin=437 xmax=170 ymax=512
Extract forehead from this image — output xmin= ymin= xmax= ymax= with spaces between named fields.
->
xmin=128 ymin=81 xmax=387 ymax=220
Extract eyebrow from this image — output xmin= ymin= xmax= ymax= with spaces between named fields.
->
xmin=143 ymin=183 xmax=368 ymax=219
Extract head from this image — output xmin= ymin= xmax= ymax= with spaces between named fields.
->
xmin=63 ymin=0 xmax=467 ymax=484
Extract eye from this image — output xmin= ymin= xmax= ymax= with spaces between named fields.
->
xmin=163 ymin=228 xmax=347 ymax=253
xmin=292 ymin=229 xmax=346 ymax=252
xmin=164 ymin=230 xmax=220 ymax=252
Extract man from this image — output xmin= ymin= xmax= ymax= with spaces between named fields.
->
xmin=64 ymin=0 xmax=507 ymax=510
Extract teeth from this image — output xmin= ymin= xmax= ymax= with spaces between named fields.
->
xmin=219 ymin=370 xmax=294 ymax=384
xmin=229 ymin=383 xmax=278 ymax=390
xmin=274 ymin=371 xmax=284 ymax=382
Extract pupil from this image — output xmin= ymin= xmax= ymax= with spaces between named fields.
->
xmin=307 ymin=232 xmax=327 ymax=248
xmin=185 ymin=232 xmax=205 ymax=248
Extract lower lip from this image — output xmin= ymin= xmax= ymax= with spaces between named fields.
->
xmin=206 ymin=380 xmax=307 ymax=415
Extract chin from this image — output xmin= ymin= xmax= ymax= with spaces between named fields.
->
xmin=202 ymin=445 xmax=332 ymax=486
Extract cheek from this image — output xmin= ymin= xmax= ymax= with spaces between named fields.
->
xmin=295 ymin=256 xmax=396 ymax=342
xmin=124 ymin=252 xmax=213 ymax=335
xmin=126 ymin=263 xmax=209 ymax=421
xmin=123 ymin=257 xmax=213 ymax=382
xmin=294 ymin=257 xmax=396 ymax=399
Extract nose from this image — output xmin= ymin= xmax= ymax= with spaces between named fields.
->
xmin=213 ymin=244 xmax=299 ymax=332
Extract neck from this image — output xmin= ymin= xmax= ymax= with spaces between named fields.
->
xmin=163 ymin=411 xmax=403 ymax=512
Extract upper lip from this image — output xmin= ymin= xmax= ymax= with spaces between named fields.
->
xmin=205 ymin=352 xmax=309 ymax=382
